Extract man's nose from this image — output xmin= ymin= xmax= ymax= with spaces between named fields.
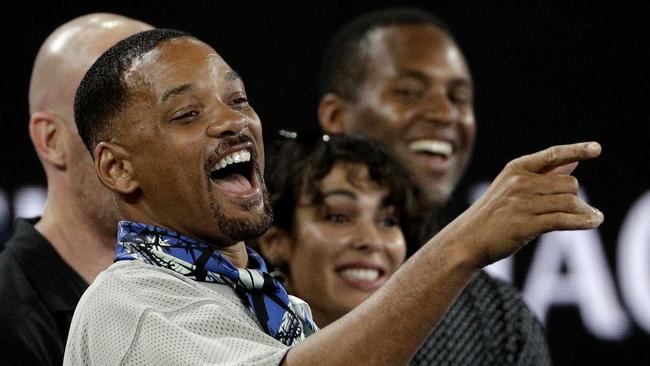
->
xmin=205 ymin=106 xmax=248 ymax=137
xmin=421 ymin=91 xmax=458 ymax=125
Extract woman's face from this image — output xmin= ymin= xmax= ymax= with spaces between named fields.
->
xmin=286 ymin=161 xmax=407 ymax=327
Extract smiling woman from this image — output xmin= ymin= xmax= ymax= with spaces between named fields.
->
xmin=259 ymin=133 xmax=417 ymax=327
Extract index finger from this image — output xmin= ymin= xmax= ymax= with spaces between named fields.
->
xmin=514 ymin=142 xmax=601 ymax=174
xmin=545 ymin=161 xmax=578 ymax=176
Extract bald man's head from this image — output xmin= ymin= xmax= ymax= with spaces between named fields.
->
xmin=29 ymin=13 xmax=152 ymax=119
xmin=27 ymin=13 xmax=153 ymax=240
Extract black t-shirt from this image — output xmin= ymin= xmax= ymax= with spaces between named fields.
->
xmin=0 ymin=219 xmax=87 ymax=365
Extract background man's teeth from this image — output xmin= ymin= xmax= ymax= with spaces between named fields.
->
xmin=408 ymin=140 xmax=452 ymax=155
xmin=219 ymin=160 xmax=227 ymax=168
xmin=226 ymin=156 xmax=234 ymax=164
xmin=233 ymin=152 xmax=241 ymax=163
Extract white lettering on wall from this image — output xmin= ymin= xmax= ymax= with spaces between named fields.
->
xmin=523 ymin=227 xmax=631 ymax=340
xmin=468 ymin=182 xmax=650 ymax=341
xmin=618 ymin=189 xmax=650 ymax=333
xmin=13 ymin=186 xmax=47 ymax=218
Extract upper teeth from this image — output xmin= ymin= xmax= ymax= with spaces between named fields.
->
xmin=408 ymin=139 xmax=453 ymax=157
xmin=215 ymin=150 xmax=251 ymax=171
xmin=339 ymin=268 xmax=380 ymax=282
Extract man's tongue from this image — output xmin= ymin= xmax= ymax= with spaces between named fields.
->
xmin=212 ymin=173 xmax=252 ymax=193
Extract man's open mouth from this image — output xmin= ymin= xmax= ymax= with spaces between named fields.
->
xmin=209 ymin=149 xmax=256 ymax=194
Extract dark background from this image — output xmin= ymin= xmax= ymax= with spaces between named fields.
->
xmin=1 ymin=1 xmax=648 ymax=364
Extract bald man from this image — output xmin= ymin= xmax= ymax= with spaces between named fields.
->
xmin=0 ymin=14 xmax=151 ymax=365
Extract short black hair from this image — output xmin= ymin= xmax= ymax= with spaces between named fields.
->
xmin=266 ymin=132 xmax=417 ymax=243
xmin=319 ymin=7 xmax=451 ymax=100
xmin=74 ymin=28 xmax=191 ymax=154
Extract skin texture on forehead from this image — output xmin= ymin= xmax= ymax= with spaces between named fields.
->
xmin=362 ymin=24 xmax=470 ymax=83
xmin=122 ymin=38 xmax=230 ymax=105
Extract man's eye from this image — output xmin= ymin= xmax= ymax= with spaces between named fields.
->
xmin=379 ymin=217 xmax=399 ymax=227
xmin=393 ymin=88 xmax=423 ymax=99
xmin=231 ymin=95 xmax=249 ymax=108
xmin=325 ymin=213 xmax=349 ymax=224
xmin=449 ymin=88 xmax=473 ymax=104
xmin=171 ymin=110 xmax=199 ymax=122
xmin=234 ymin=96 xmax=248 ymax=104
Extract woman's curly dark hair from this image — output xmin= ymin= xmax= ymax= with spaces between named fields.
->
xmin=265 ymin=132 xmax=422 ymax=253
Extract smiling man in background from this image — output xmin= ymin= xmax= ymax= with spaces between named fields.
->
xmin=318 ymin=8 xmax=552 ymax=364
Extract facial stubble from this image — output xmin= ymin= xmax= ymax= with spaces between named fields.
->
xmin=207 ymin=166 xmax=273 ymax=242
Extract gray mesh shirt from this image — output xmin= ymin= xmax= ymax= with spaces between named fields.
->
xmin=411 ymin=271 xmax=552 ymax=366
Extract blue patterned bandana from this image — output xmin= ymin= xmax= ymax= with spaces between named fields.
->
xmin=115 ymin=221 xmax=317 ymax=346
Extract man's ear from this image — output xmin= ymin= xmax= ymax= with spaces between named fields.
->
xmin=95 ymin=141 xmax=139 ymax=194
xmin=258 ymin=226 xmax=293 ymax=265
xmin=318 ymin=93 xmax=350 ymax=134
xmin=28 ymin=112 xmax=65 ymax=169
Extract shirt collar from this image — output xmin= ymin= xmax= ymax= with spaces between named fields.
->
xmin=114 ymin=220 xmax=267 ymax=274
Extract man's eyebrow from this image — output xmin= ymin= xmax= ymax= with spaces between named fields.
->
xmin=397 ymin=69 xmax=429 ymax=81
xmin=449 ymin=78 xmax=474 ymax=89
xmin=225 ymin=70 xmax=241 ymax=81
xmin=398 ymin=69 xmax=473 ymax=87
xmin=161 ymin=83 xmax=195 ymax=104
xmin=321 ymin=190 xmax=356 ymax=201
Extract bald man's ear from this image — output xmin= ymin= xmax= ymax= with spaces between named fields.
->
xmin=318 ymin=93 xmax=350 ymax=134
xmin=95 ymin=142 xmax=138 ymax=194
xmin=258 ymin=226 xmax=293 ymax=266
xmin=29 ymin=112 xmax=66 ymax=169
